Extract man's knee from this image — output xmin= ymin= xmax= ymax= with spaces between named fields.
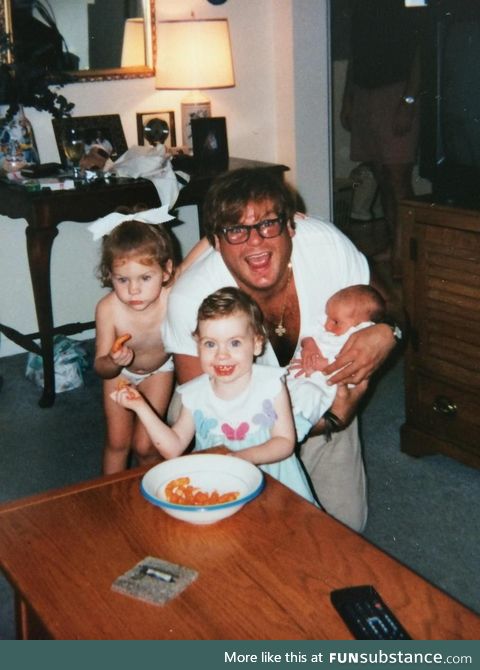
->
xmin=300 ymin=421 xmax=368 ymax=532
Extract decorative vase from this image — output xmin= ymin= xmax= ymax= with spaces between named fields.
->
xmin=0 ymin=105 xmax=40 ymax=173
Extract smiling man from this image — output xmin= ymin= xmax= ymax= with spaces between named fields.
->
xmin=163 ymin=168 xmax=396 ymax=531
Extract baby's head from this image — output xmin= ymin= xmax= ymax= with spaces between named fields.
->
xmin=325 ymin=285 xmax=386 ymax=336
xmin=193 ymin=287 xmax=267 ymax=376
xmin=98 ymin=218 xmax=176 ymax=289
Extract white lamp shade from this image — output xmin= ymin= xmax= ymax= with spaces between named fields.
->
xmin=156 ymin=19 xmax=235 ymax=90
xmin=121 ymin=18 xmax=146 ymax=67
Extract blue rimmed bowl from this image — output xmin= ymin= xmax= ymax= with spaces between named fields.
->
xmin=141 ymin=454 xmax=264 ymax=525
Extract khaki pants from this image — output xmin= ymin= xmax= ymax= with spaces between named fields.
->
xmin=300 ymin=418 xmax=367 ymax=533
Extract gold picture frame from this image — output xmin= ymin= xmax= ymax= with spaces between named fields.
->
xmin=52 ymin=114 xmax=128 ymax=165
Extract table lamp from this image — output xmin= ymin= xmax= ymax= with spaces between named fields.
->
xmin=155 ymin=18 xmax=235 ymax=149
xmin=121 ymin=18 xmax=146 ymax=67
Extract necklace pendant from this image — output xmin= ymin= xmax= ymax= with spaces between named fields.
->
xmin=275 ymin=323 xmax=286 ymax=337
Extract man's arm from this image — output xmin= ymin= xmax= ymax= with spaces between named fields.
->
xmin=174 ymin=353 xmax=203 ymax=385
xmin=309 ymin=380 xmax=369 ymax=436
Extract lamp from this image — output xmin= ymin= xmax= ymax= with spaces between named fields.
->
xmin=121 ymin=18 xmax=146 ymax=67
xmin=155 ymin=19 xmax=235 ymax=149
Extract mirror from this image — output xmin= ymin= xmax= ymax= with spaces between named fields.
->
xmin=1 ymin=0 xmax=156 ymax=81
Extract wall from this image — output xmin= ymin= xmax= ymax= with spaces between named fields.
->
xmin=292 ymin=0 xmax=331 ymax=219
xmin=0 ymin=0 xmax=331 ymax=357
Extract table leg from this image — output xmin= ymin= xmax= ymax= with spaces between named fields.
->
xmin=25 ymin=224 xmax=59 ymax=407
xmin=16 ymin=595 xmax=51 ymax=639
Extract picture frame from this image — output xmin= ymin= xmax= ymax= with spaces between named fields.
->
xmin=191 ymin=117 xmax=229 ymax=170
xmin=136 ymin=111 xmax=176 ymax=149
xmin=52 ymin=114 xmax=128 ymax=166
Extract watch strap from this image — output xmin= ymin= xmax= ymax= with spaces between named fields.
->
xmin=382 ymin=317 xmax=403 ymax=343
xmin=323 ymin=409 xmax=344 ymax=442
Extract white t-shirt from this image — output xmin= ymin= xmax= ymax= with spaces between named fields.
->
xmin=163 ymin=215 xmax=370 ymax=367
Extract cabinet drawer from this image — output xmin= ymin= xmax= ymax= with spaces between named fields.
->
xmin=407 ymin=373 xmax=480 ymax=454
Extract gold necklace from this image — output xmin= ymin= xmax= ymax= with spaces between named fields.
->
xmin=274 ymin=262 xmax=292 ymax=337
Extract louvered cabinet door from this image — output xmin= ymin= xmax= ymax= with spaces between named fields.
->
xmin=400 ymin=200 xmax=480 ymax=469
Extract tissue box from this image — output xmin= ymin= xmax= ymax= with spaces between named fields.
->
xmin=26 ymin=336 xmax=90 ymax=393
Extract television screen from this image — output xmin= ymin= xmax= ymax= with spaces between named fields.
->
xmin=419 ymin=1 xmax=480 ymax=205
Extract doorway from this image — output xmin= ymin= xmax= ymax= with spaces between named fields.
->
xmin=330 ymin=0 xmax=389 ymax=259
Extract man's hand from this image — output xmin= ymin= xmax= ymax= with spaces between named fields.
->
xmin=393 ymin=100 xmax=416 ymax=136
xmin=322 ymin=323 xmax=396 ymax=386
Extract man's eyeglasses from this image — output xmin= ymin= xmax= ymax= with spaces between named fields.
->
xmin=219 ymin=217 xmax=286 ymax=245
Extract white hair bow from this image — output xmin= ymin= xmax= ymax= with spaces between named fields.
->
xmin=87 ymin=205 xmax=175 ymax=241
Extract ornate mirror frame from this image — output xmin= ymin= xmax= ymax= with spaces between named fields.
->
xmin=0 ymin=0 xmax=156 ymax=82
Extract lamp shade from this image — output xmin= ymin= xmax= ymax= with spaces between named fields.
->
xmin=121 ymin=18 xmax=146 ymax=67
xmin=155 ymin=19 xmax=235 ymax=90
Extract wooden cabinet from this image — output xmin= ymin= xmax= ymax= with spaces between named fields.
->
xmin=400 ymin=199 xmax=480 ymax=469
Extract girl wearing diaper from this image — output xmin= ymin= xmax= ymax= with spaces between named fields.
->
xmin=92 ymin=208 xmax=176 ymax=474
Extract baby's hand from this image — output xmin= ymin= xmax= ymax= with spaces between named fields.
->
xmin=288 ymin=357 xmax=308 ymax=378
xmin=110 ymin=383 xmax=143 ymax=410
xmin=300 ymin=337 xmax=328 ymax=374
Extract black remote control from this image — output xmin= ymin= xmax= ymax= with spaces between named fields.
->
xmin=330 ymin=585 xmax=412 ymax=640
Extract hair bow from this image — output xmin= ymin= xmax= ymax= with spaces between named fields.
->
xmin=87 ymin=205 xmax=175 ymax=241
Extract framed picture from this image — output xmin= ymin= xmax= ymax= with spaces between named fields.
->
xmin=52 ymin=114 xmax=128 ymax=165
xmin=136 ymin=111 xmax=176 ymax=149
xmin=191 ymin=117 xmax=229 ymax=170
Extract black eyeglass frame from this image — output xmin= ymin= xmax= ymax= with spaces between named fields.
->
xmin=218 ymin=217 xmax=286 ymax=245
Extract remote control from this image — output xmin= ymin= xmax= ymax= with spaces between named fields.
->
xmin=330 ymin=585 xmax=412 ymax=640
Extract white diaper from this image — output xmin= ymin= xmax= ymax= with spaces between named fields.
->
xmin=119 ymin=356 xmax=174 ymax=386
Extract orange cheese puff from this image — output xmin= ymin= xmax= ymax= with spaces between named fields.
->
xmin=112 ymin=333 xmax=131 ymax=353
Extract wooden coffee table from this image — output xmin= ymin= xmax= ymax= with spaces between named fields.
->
xmin=0 ymin=467 xmax=478 ymax=640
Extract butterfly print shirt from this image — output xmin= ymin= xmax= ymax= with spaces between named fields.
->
xmin=177 ymin=364 xmax=316 ymax=503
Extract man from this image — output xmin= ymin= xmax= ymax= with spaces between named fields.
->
xmin=164 ymin=168 xmax=397 ymax=532
xmin=340 ymin=0 xmax=424 ymax=279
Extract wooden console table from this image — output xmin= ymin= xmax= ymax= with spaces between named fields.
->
xmin=0 ymin=158 xmax=288 ymax=407
xmin=400 ymin=198 xmax=480 ymax=469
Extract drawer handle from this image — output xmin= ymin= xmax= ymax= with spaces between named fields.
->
xmin=432 ymin=396 xmax=457 ymax=417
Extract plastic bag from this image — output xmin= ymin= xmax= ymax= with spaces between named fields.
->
xmin=25 ymin=335 xmax=90 ymax=393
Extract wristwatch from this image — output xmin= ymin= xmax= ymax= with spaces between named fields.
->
xmin=382 ymin=317 xmax=403 ymax=344
xmin=401 ymin=95 xmax=416 ymax=105
xmin=322 ymin=409 xmax=344 ymax=442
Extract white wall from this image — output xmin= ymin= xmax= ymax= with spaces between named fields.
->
xmin=292 ymin=0 xmax=332 ymax=219
xmin=0 ymin=0 xmax=331 ymax=357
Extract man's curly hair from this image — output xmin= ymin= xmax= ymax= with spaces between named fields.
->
xmin=202 ymin=168 xmax=297 ymax=245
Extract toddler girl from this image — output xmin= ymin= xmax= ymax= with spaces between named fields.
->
xmin=111 ymin=286 xmax=315 ymax=503
xmin=92 ymin=208 xmax=176 ymax=474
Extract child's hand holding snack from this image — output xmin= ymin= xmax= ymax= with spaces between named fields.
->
xmin=110 ymin=381 xmax=143 ymax=410
xmin=109 ymin=334 xmax=133 ymax=367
